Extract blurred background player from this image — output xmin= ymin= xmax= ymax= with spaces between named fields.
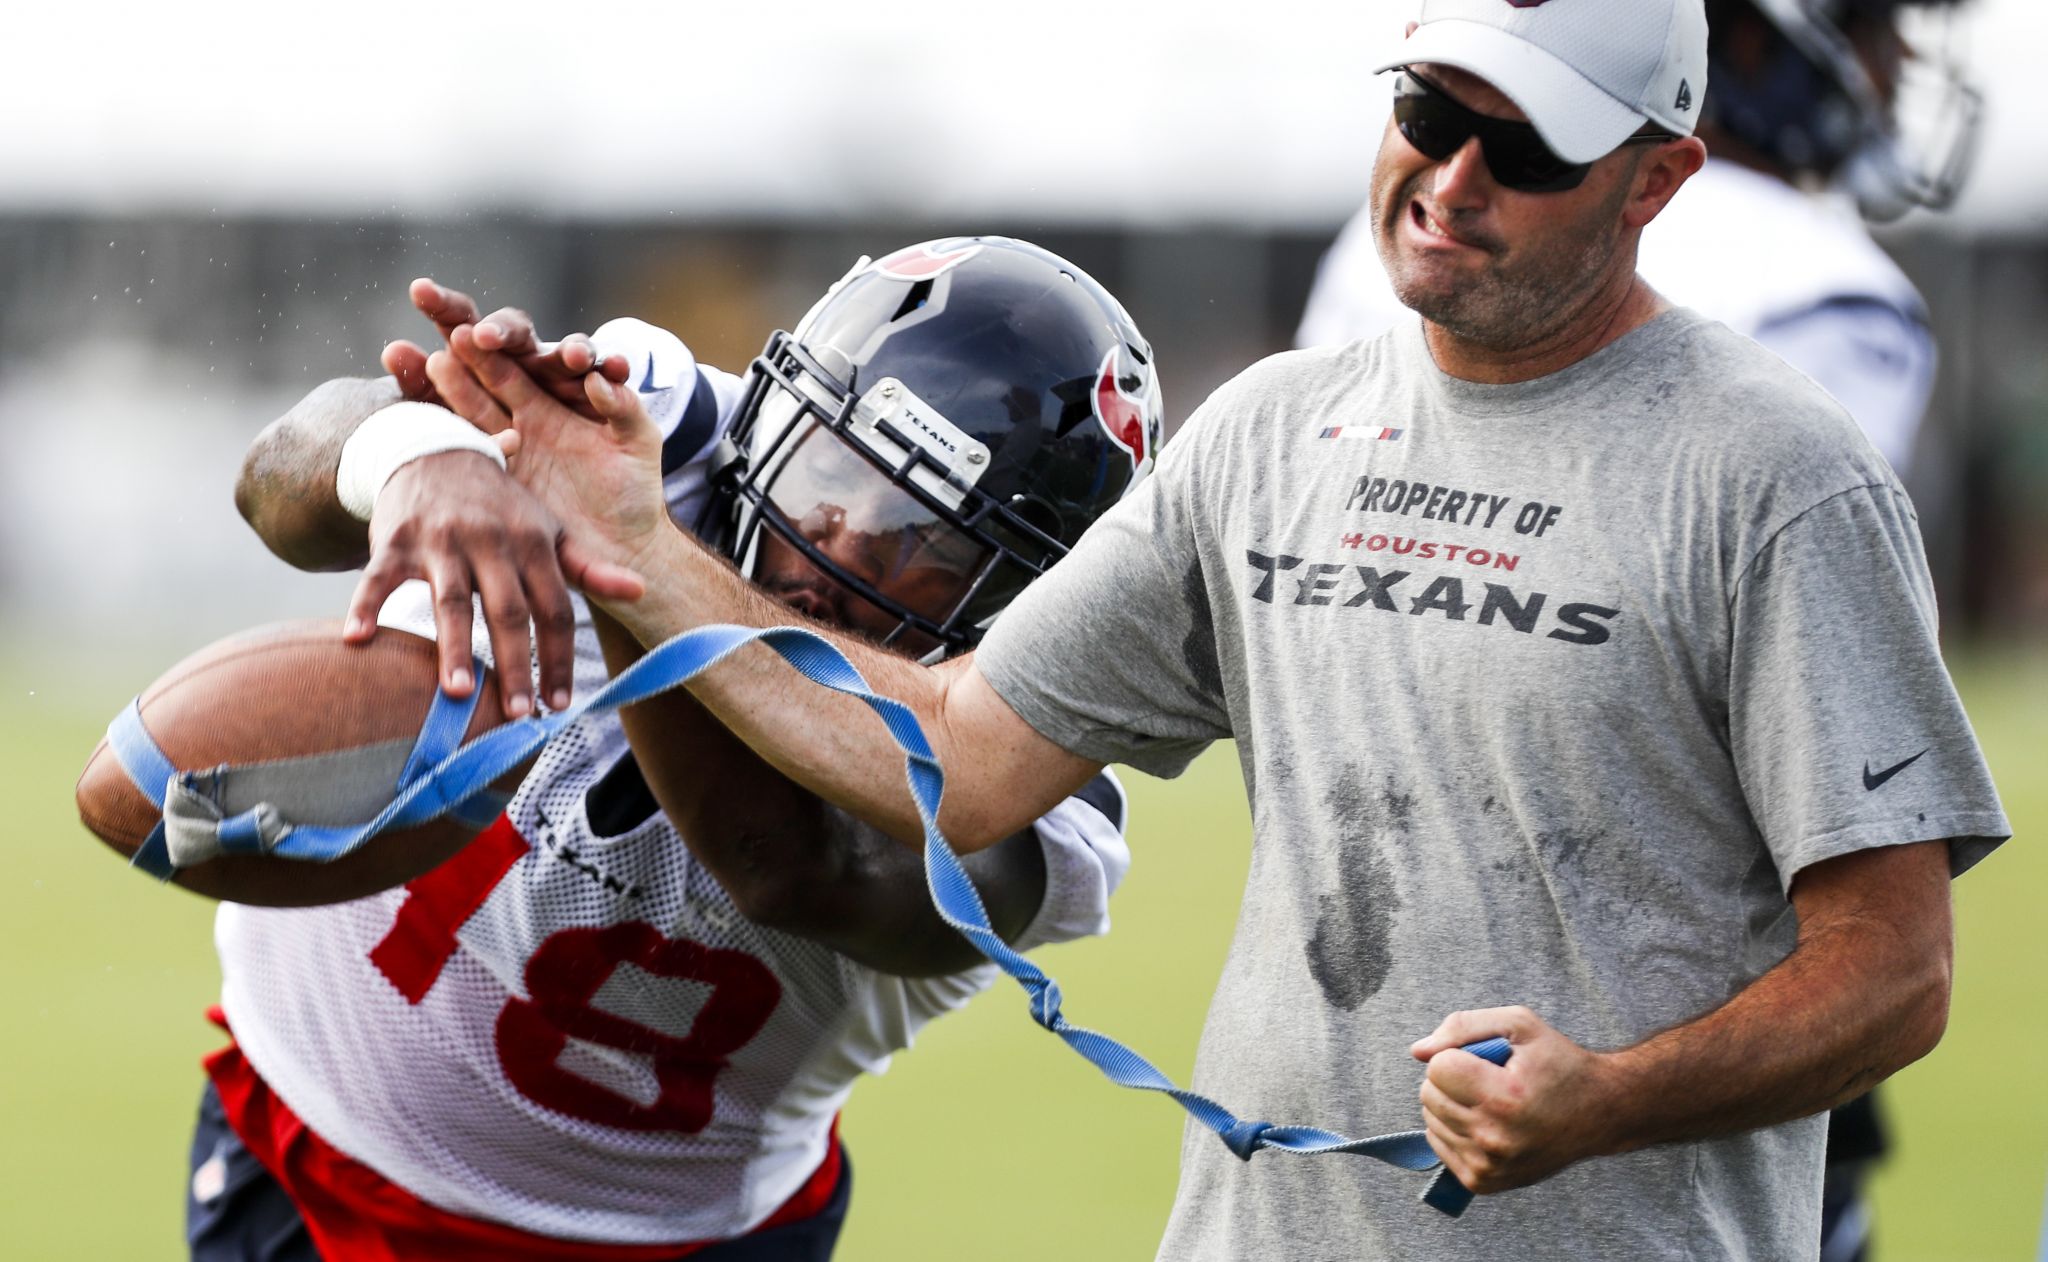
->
xmin=195 ymin=237 xmax=1161 ymax=1260
xmin=1294 ymin=5 xmax=1981 ymax=1258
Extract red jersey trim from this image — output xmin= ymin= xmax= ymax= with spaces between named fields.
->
xmin=202 ymin=1006 xmax=844 ymax=1262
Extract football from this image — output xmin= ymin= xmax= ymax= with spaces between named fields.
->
xmin=76 ymin=619 xmax=525 ymax=906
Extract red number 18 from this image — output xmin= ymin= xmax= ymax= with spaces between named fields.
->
xmin=368 ymin=817 xmax=781 ymax=1133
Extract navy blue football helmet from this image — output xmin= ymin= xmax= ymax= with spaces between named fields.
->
xmin=1703 ymin=0 xmax=1980 ymax=219
xmin=698 ymin=237 xmax=1164 ymax=656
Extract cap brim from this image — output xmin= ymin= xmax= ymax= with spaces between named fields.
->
xmin=1372 ymin=20 xmax=1645 ymax=165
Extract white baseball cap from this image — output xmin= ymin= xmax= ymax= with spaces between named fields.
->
xmin=1373 ymin=0 xmax=1709 ymax=164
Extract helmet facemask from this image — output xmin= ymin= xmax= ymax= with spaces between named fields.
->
xmin=1734 ymin=0 xmax=1981 ymax=218
xmin=1836 ymin=2 xmax=1981 ymax=220
xmin=702 ymin=330 xmax=1068 ymax=659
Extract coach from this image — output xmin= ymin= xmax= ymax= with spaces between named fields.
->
xmin=426 ymin=0 xmax=2009 ymax=1256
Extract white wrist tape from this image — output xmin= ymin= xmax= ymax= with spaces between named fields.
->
xmin=336 ymin=401 xmax=507 ymax=522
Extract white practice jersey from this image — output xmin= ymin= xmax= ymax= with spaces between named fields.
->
xmin=1295 ymin=157 xmax=1936 ymax=474
xmin=215 ymin=319 xmax=1133 ymax=1246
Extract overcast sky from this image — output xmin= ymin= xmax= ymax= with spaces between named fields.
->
xmin=6 ymin=0 xmax=2041 ymax=232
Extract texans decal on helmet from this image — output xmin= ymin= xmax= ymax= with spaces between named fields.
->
xmin=1093 ymin=347 xmax=1153 ymax=475
xmin=874 ymin=241 xmax=985 ymax=280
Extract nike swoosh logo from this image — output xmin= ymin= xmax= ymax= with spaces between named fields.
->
xmin=1862 ymin=749 xmax=1928 ymax=791
xmin=638 ymin=355 xmax=659 ymax=393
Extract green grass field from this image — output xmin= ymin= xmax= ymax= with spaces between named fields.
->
xmin=2 ymin=638 xmax=2041 ymax=1259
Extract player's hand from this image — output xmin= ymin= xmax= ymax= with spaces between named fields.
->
xmin=1410 ymin=1006 xmax=1619 ymax=1196
xmin=341 ymin=450 xmax=580 ymax=717
xmin=427 ymin=324 xmax=661 ymax=606
xmin=380 ymin=278 xmax=628 ymax=417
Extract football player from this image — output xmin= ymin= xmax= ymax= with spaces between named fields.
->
xmin=198 ymin=237 xmax=1162 ymax=1260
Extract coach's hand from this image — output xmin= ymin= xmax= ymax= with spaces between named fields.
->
xmin=381 ymin=278 xmax=628 ymax=418
xmin=1411 ymin=1006 xmax=1619 ymax=1196
xmin=427 ymin=324 xmax=661 ymax=602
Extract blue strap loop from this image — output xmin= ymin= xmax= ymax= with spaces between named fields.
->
xmin=106 ymin=624 xmax=1513 ymax=1215
xmin=108 ymin=699 xmax=176 ymax=810
xmin=1220 ymin=1120 xmax=1272 ymax=1161
xmin=107 ymin=699 xmax=180 ymax=878
xmin=110 ymin=658 xmax=492 ymax=876
xmin=214 ymin=809 xmax=271 ymax=856
xmin=399 ymin=676 xmax=485 ymax=788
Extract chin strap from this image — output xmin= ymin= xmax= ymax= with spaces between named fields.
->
xmin=104 ymin=623 xmax=1510 ymax=1215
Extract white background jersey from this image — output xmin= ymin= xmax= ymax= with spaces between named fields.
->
xmin=214 ymin=320 xmax=1132 ymax=1245
xmin=1295 ymin=158 xmax=1937 ymax=474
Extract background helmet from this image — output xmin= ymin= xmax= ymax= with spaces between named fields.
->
xmin=1703 ymin=0 xmax=1980 ymax=219
xmin=698 ymin=236 xmax=1164 ymax=656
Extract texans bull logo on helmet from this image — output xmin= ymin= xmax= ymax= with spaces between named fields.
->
xmin=1093 ymin=346 xmax=1156 ymax=477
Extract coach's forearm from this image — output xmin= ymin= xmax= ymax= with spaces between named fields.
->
xmin=591 ymin=607 xmax=1046 ymax=974
xmin=596 ymin=524 xmax=1085 ymax=854
xmin=236 ymin=376 xmax=398 ymax=571
xmin=1593 ymin=841 xmax=1953 ymax=1154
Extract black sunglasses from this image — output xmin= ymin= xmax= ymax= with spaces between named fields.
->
xmin=1392 ymin=70 xmax=1671 ymax=194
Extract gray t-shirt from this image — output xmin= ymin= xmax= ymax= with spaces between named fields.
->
xmin=976 ymin=308 xmax=2009 ymax=1261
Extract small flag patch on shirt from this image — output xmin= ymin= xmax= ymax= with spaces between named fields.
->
xmin=1319 ymin=426 xmax=1403 ymax=441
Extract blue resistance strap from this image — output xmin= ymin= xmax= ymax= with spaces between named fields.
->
xmin=109 ymin=657 xmax=508 ymax=879
xmin=105 ymin=623 xmax=1510 ymax=1216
